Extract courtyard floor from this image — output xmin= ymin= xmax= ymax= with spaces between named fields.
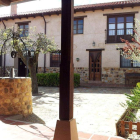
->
xmin=32 ymin=87 xmax=130 ymax=136
xmin=0 ymin=87 xmax=131 ymax=140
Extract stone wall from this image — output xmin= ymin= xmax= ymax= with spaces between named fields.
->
xmin=102 ymin=67 xmax=140 ymax=84
xmin=38 ymin=67 xmax=89 ymax=83
xmin=74 ymin=67 xmax=89 ymax=83
xmin=0 ymin=78 xmax=32 ymax=116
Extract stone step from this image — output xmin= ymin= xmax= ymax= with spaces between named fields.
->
xmin=88 ymin=80 xmax=102 ymax=84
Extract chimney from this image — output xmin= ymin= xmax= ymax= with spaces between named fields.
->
xmin=11 ymin=4 xmax=17 ymax=16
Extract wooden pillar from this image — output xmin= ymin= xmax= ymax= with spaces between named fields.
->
xmin=59 ymin=0 xmax=74 ymax=121
xmin=54 ymin=0 xmax=78 ymax=139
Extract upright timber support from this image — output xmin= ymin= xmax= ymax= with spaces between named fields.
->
xmin=54 ymin=0 xmax=78 ymax=140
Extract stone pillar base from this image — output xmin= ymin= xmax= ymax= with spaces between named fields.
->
xmin=54 ymin=119 xmax=78 ymax=140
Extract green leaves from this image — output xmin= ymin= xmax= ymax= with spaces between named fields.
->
xmin=0 ymin=26 xmax=58 ymax=56
xmin=29 ymin=73 xmax=80 ymax=87
xmin=121 ymin=82 xmax=140 ymax=121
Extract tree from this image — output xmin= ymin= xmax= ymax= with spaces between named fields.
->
xmin=0 ymin=27 xmax=57 ymax=95
xmin=120 ymin=19 xmax=140 ymax=62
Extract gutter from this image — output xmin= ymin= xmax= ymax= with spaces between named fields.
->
xmin=1 ymin=19 xmax=6 ymax=77
xmin=42 ymin=14 xmax=47 ymax=73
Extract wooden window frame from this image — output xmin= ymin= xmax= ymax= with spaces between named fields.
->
xmin=18 ymin=22 xmax=29 ymax=37
xmin=120 ymin=53 xmax=140 ymax=68
xmin=0 ymin=55 xmax=2 ymax=67
xmin=107 ymin=14 xmax=135 ymax=43
xmin=50 ymin=51 xmax=61 ymax=67
xmin=74 ymin=18 xmax=84 ymax=35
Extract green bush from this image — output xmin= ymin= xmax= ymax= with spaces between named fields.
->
xmin=120 ymin=82 xmax=140 ymax=121
xmin=136 ymin=82 xmax=140 ymax=88
xmin=31 ymin=73 xmax=80 ymax=87
xmin=74 ymin=73 xmax=80 ymax=87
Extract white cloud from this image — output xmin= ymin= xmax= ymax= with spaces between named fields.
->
xmin=0 ymin=0 xmax=127 ymax=15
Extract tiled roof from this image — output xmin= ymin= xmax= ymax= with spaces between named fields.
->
xmin=1 ymin=0 xmax=140 ymax=19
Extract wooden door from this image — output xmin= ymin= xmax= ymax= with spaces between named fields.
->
xmin=89 ymin=51 xmax=101 ymax=81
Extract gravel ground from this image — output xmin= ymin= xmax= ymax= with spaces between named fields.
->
xmin=32 ymin=87 xmax=131 ymax=136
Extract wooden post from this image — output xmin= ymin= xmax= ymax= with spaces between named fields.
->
xmin=59 ymin=0 xmax=74 ymax=121
xmin=121 ymin=121 xmax=125 ymax=137
xmin=54 ymin=0 xmax=78 ymax=139
xmin=129 ymin=121 xmax=132 ymax=134
xmin=137 ymin=122 xmax=140 ymax=135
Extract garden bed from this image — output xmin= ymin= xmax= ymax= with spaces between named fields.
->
xmin=116 ymin=82 xmax=140 ymax=138
xmin=116 ymin=108 xmax=136 ymax=138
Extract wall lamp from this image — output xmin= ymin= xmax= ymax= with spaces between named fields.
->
xmin=92 ymin=41 xmax=95 ymax=46
xmin=76 ymin=58 xmax=80 ymax=62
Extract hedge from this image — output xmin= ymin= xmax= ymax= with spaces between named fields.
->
xmin=31 ymin=73 xmax=80 ymax=87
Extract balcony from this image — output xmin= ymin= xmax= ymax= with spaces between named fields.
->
xmin=105 ymin=29 xmax=133 ymax=43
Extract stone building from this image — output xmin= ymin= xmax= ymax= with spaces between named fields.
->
xmin=0 ymin=0 xmax=140 ymax=84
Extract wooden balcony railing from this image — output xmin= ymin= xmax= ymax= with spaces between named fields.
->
xmin=105 ymin=29 xmax=133 ymax=43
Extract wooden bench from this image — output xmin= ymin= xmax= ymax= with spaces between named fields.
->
xmin=125 ymin=73 xmax=140 ymax=85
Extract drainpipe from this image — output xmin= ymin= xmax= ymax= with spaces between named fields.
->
xmin=1 ymin=19 xmax=6 ymax=77
xmin=42 ymin=14 xmax=47 ymax=73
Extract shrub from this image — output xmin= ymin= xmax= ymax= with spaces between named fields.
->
xmin=31 ymin=73 xmax=80 ymax=87
xmin=136 ymin=82 xmax=140 ymax=88
xmin=74 ymin=73 xmax=80 ymax=87
xmin=120 ymin=82 xmax=140 ymax=121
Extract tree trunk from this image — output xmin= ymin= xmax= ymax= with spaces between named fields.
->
xmin=29 ymin=64 xmax=38 ymax=95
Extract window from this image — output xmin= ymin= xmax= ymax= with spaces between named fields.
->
xmin=120 ymin=55 xmax=140 ymax=68
xmin=50 ymin=52 xmax=61 ymax=67
xmin=18 ymin=23 xmax=29 ymax=37
xmin=74 ymin=18 xmax=83 ymax=34
xmin=107 ymin=15 xmax=134 ymax=43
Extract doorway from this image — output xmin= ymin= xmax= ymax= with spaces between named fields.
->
xmin=89 ymin=51 xmax=101 ymax=81
xmin=18 ymin=58 xmax=26 ymax=77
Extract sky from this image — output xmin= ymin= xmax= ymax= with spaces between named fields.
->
xmin=0 ymin=0 xmax=126 ymax=16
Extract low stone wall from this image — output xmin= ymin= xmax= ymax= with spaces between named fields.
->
xmin=102 ymin=67 xmax=140 ymax=84
xmin=74 ymin=67 xmax=89 ymax=83
xmin=0 ymin=78 xmax=32 ymax=116
xmin=38 ymin=67 xmax=89 ymax=83
xmin=38 ymin=67 xmax=60 ymax=73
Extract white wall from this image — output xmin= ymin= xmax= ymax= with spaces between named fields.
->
xmin=1 ymin=6 xmax=140 ymax=68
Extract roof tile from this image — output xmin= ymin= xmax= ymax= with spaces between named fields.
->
xmin=1 ymin=0 xmax=140 ymax=18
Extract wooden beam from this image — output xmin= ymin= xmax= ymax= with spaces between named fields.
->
xmin=60 ymin=0 xmax=74 ymax=120
xmin=103 ymin=11 xmax=139 ymax=16
xmin=0 ymin=0 xmax=10 ymax=6
xmin=74 ymin=15 xmax=87 ymax=19
xmin=86 ymin=49 xmax=105 ymax=51
xmin=15 ymin=21 xmax=31 ymax=24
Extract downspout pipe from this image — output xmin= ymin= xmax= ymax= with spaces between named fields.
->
xmin=42 ymin=14 xmax=47 ymax=73
xmin=1 ymin=19 xmax=6 ymax=77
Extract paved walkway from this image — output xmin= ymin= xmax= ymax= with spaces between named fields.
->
xmin=0 ymin=116 xmax=125 ymax=140
xmin=32 ymin=87 xmax=130 ymax=136
xmin=0 ymin=87 xmax=131 ymax=140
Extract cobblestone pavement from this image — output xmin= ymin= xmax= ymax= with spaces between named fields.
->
xmin=32 ymin=87 xmax=131 ymax=136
